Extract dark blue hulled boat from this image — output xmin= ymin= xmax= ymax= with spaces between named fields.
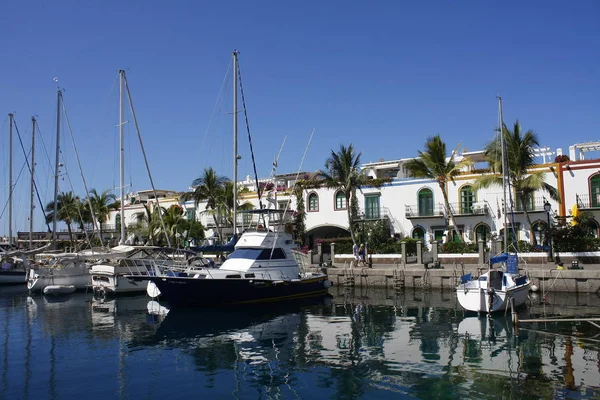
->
xmin=131 ymin=210 xmax=331 ymax=308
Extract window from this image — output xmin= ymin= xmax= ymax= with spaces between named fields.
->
xmin=460 ymin=185 xmax=475 ymax=214
xmin=412 ymin=226 xmax=425 ymax=240
xmin=335 ymin=191 xmax=347 ymax=210
xmin=591 ymin=175 xmax=600 ymax=207
xmin=515 ymin=192 xmax=534 ymax=211
xmin=308 ymin=192 xmax=319 ymax=212
xmin=418 ymin=188 xmax=434 ymax=216
xmin=500 ymin=223 xmax=520 ymax=249
xmin=242 ymin=212 xmax=252 ymax=226
xmin=115 ymin=214 xmax=121 ymax=231
xmin=474 ymin=224 xmax=491 ymax=243
xmin=228 ymin=248 xmax=287 ymax=260
xmin=364 ymin=195 xmax=380 ymax=219
xmin=186 ymin=208 xmax=196 ymax=221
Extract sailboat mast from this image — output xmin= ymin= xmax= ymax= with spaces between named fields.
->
xmin=232 ymin=50 xmax=239 ymax=236
xmin=8 ymin=113 xmax=13 ymax=246
xmin=119 ymin=70 xmax=126 ymax=245
xmin=29 ymin=117 xmax=37 ymax=250
xmin=52 ymin=90 xmax=62 ymax=245
xmin=498 ymin=96 xmax=508 ymax=253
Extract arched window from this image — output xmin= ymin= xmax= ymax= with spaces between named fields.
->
xmin=460 ymin=185 xmax=475 ymax=214
xmin=335 ymin=191 xmax=347 ymax=210
xmin=591 ymin=174 xmax=600 ymax=207
xmin=474 ymin=223 xmax=491 ymax=243
xmin=307 ymin=192 xmax=319 ymax=212
xmin=418 ymin=188 xmax=434 ymax=217
xmin=412 ymin=226 xmax=425 ymax=240
xmin=115 ymin=214 xmax=121 ymax=231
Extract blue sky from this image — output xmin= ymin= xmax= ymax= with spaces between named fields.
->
xmin=1 ymin=0 xmax=599 ymax=233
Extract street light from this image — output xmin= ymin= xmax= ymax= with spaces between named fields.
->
xmin=544 ymin=200 xmax=554 ymax=262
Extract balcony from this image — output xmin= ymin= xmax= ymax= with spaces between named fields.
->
xmin=512 ymin=197 xmax=551 ymax=213
xmin=576 ymin=193 xmax=600 ymax=209
xmin=405 ymin=205 xmax=445 ymax=219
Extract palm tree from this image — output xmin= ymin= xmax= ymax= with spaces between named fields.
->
xmin=182 ymin=167 xmax=229 ymax=243
xmin=317 ymin=144 xmax=372 ymax=245
xmin=45 ymin=191 xmax=81 ymax=246
xmin=88 ymin=189 xmax=120 ymax=240
xmin=162 ymin=205 xmax=187 ymax=246
xmin=474 ymin=121 xmax=559 ymax=246
xmin=404 ymin=135 xmax=473 ymax=242
xmin=131 ymin=204 xmax=162 ymax=245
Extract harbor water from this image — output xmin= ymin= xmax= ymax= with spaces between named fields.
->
xmin=1 ymin=285 xmax=599 ymax=399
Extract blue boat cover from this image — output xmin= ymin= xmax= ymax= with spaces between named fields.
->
xmin=190 ymin=234 xmax=238 ymax=253
xmin=506 ymin=254 xmax=519 ymax=274
xmin=460 ymin=273 xmax=472 ymax=284
xmin=489 ymin=253 xmax=508 ymax=264
xmin=515 ymin=276 xmax=528 ymax=286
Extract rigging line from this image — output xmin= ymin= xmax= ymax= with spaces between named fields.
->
xmin=237 ymin=62 xmax=263 ymax=210
xmin=271 ymin=129 xmax=315 ymax=258
xmin=200 ymin=61 xmax=232 ymax=168
xmin=0 ymin=150 xmax=29 ymax=221
xmin=61 ymin=98 xmax=101 ymax=247
xmin=123 ymin=72 xmax=171 ymax=248
xmin=11 ymin=118 xmax=51 ymax=232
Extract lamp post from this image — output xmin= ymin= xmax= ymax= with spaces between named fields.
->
xmin=360 ymin=212 xmax=366 ymax=244
xmin=544 ymin=201 xmax=554 ymax=262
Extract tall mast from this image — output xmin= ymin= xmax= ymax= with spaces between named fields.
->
xmin=119 ymin=70 xmax=126 ymax=245
xmin=29 ymin=117 xmax=37 ymax=250
xmin=232 ymin=50 xmax=239 ymax=236
xmin=498 ymin=96 xmax=508 ymax=253
xmin=52 ymin=90 xmax=62 ymax=246
xmin=8 ymin=113 xmax=13 ymax=246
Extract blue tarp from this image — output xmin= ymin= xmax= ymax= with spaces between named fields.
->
xmin=506 ymin=254 xmax=519 ymax=274
xmin=460 ymin=273 xmax=472 ymax=284
xmin=489 ymin=253 xmax=509 ymax=264
xmin=190 ymin=234 xmax=238 ymax=253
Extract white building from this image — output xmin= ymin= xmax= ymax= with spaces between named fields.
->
xmin=106 ymin=141 xmax=600 ymax=248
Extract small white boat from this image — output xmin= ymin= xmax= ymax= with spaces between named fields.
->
xmin=43 ymin=285 xmax=76 ymax=295
xmin=456 ymin=253 xmax=531 ymax=314
xmin=27 ymin=255 xmax=91 ymax=293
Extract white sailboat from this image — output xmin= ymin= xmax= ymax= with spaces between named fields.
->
xmin=27 ymin=89 xmax=93 ymax=293
xmin=455 ymin=96 xmax=531 ymax=313
xmin=89 ymin=70 xmax=189 ymax=295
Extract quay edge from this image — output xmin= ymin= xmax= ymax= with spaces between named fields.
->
xmin=322 ymin=262 xmax=600 ymax=293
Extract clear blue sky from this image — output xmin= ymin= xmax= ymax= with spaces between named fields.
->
xmin=1 ymin=0 xmax=599 ymax=233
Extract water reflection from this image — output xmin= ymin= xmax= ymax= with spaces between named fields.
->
xmin=0 ymin=287 xmax=599 ymax=399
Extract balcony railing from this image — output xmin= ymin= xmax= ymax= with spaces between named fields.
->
xmin=405 ymin=205 xmax=445 ymax=218
xmin=512 ymin=197 xmax=549 ymax=212
xmin=576 ymin=193 xmax=600 ymax=209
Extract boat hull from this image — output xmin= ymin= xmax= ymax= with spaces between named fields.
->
xmin=91 ymin=274 xmax=149 ymax=295
xmin=0 ymin=270 xmax=27 ymax=284
xmin=27 ymin=267 xmax=90 ymax=293
xmin=143 ymin=275 xmax=330 ymax=308
xmin=456 ymin=282 xmax=531 ymax=313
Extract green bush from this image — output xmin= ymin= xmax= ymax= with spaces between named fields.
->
xmin=440 ymin=241 xmax=478 ymax=254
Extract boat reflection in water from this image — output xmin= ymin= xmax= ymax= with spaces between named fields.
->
xmin=2 ymin=289 xmax=599 ymax=399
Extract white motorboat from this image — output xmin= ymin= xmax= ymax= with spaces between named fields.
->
xmin=133 ymin=210 xmax=331 ymax=308
xmin=456 ymin=253 xmax=531 ymax=313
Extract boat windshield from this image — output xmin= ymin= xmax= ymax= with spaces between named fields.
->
xmin=228 ymin=248 xmax=286 ymax=260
